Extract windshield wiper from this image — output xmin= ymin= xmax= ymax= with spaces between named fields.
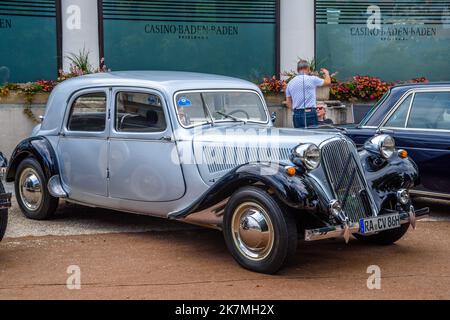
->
xmin=215 ymin=111 xmax=247 ymax=124
xmin=200 ymin=93 xmax=215 ymax=126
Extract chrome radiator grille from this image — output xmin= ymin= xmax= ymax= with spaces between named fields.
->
xmin=321 ymin=139 xmax=372 ymax=223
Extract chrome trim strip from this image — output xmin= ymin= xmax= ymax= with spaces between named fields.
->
xmin=404 ymin=92 xmax=415 ymax=128
xmin=411 ymin=189 xmax=450 ymax=199
xmin=379 ymin=127 xmax=450 ymax=133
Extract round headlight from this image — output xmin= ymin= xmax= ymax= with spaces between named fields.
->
xmin=365 ymin=134 xmax=396 ymax=159
xmin=380 ymin=135 xmax=395 ymax=159
xmin=290 ymin=143 xmax=321 ymax=170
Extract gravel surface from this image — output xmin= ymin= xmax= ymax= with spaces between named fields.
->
xmin=3 ymin=183 xmax=196 ymax=239
xmin=0 ymin=222 xmax=448 ymax=299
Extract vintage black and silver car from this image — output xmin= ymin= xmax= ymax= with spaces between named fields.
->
xmin=0 ymin=151 xmax=11 ymax=241
xmin=5 ymin=71 xmax=429 ymax=273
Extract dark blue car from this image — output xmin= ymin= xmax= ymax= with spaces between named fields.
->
xmin=343 ymin=82 xmax=450 ymax=200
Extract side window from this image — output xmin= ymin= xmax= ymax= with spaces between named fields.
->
xmin=407 ymin=92 xmax=450 ymax=130
xmin=67 ymin=92 xmax=107 ymax=132
xmin=384 ymin=94 xmax=412 ymax=128
xmin=115 ymin=92 xmax=167 ymax=132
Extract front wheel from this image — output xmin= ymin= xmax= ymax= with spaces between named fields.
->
xmin=14 ymin=157 xmax=58 ymax=220
xmin=223 ymin=186 xmax=297 ymax=274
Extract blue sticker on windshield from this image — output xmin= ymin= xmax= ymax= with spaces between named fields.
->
xmin=177 ymin=96 xmax=191 ymax=107
xmin=148 ymin=95 xmax=158 ymax=105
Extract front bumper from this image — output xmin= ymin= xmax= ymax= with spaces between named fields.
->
xmin=304 ymin=206 xmax=429 ymax=242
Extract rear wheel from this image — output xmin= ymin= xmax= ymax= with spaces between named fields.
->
xmin=14 ymin=157 xmax=58 ymax=220
xmin=223 ymin=186 xmax=297 ymax=274
xmin=0 ymin=180 xmax=7 ymax=241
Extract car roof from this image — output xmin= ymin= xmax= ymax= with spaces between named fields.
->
xmin=361 ymin=82 xmax=450 ymax=127
xmin=40 ymin=71 xmax=262 ymax=135
xmin=57 ymin=71 xmax=259 ymax=93
xmin=390 ymin=81 xmax=450 ymax=94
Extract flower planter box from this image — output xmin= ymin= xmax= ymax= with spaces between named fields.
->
xmin=263 ymin=93 xmax=285 ymax=107
xmin=316 ymin=86 xmax=330 ymax=101
xmin=351 ymin=101 xmax=376 ymax=124
xmin=0 ymin=92 xmax=50 ymax=105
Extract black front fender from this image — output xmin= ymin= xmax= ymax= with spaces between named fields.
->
xmin=360 ymin=150 xmax=419 ymax=209
xmin=5 ymin=136 xmax=60 ymax=182
xmin=170 ymin=162 xmax=319 ymax=219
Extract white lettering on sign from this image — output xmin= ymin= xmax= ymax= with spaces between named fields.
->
xmin=66 ymin=4 xmax=81 ymax=30
xmin=367 ymin=5 xmax=381 ymax=30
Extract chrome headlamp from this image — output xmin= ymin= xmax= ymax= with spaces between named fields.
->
xmin=364 ymin=134 xmax=396 ymax=159
xmin=397 ymin=189 xmax=410 ymax=205
xmin=290 ymin=143 xmax=321 ymax=170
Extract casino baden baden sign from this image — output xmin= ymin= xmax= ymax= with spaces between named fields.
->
xmin=351 ymin=4 xmax=439 ymax=41
xmin=315 ymin=0 xmax=450 ymax=81
xmin=350 ymin=25 xmax=438 ymax=41
xmin=0 ymin=0 xmax=58 ymax=83
xmin=145 ymin=24 xmax=239 ymax=40
xmin=102 ymin=0 xmax=277 ymax=81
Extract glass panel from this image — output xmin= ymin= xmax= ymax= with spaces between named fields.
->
xmin=407 ymin=92 xmax=450 ymax=129
xmin=316 ymin=0 xmax=450 ymax=81
xmin=115 ymin=92 xmax=167 ymax=132
xmin=102 ymin=0 xmax=276 ymax=81
xmin=68 ymin=93 xmax=107 ymax=132
xmin=0 ymin=0 xmax=57 ymax=83
xmin=384 ymin=94 xmax=412 ymax=128
xmin=175 ymin=91 xmax=267 ymax=126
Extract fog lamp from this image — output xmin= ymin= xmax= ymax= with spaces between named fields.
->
xmin=397 ymin=189 xmax=410 ymax=205
xmin=329 ymin=200 xmax=343 ymax=218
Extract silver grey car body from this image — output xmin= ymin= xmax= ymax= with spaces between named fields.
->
xmin=6 ymin=71 xmax=429 ymax=273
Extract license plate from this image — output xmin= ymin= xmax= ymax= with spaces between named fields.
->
xmin=359 ymin=213 xmax=401 ymax=234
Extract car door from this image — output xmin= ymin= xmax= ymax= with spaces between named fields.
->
xmin=57 ymin=88 xmax=110 ymax=199
xmin=108 ymin=88 xmax=185 ymax=202
xmin=380 ymin=89 xmax=450 ymax=196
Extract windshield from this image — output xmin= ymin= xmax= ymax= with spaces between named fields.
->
xmin=174 ymin=91 xmax=268 ymax=127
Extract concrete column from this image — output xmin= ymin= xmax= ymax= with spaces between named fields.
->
xmin=280 ymin=0 xmax=315 ymax=76
xmin=61 ymin=0 xmax=100 ymax=72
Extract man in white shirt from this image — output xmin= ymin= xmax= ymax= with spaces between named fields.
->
xmin=286 ymin=60 xmax=331 ymax=128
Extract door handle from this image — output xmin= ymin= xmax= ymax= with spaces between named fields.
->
xmin=159 ymin=136 xmax=172 ymax=142
xmin=376 ymin=128 xmax=394 ymax=135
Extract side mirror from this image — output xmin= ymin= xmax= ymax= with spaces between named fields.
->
xmin=271 ymin=112 xmax=277 ymax=123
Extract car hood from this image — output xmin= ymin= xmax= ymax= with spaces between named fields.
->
xmin=191 ymin=124 xmax=340 ymax=146
xmin=190 ymin=124 xmax=343 ymax=185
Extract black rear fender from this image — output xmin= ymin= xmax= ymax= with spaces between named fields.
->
xmin=5 ymin=137 xmax=59 ymax=182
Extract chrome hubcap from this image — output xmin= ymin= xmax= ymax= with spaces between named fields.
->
xmin=19 ymin=168 xmax=43 ymax=211
xmin=231 ymin=202 xmax=274 ymax=261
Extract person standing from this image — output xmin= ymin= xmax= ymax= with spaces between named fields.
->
xmin=286 ymin=60 xmax=331 ymax=128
